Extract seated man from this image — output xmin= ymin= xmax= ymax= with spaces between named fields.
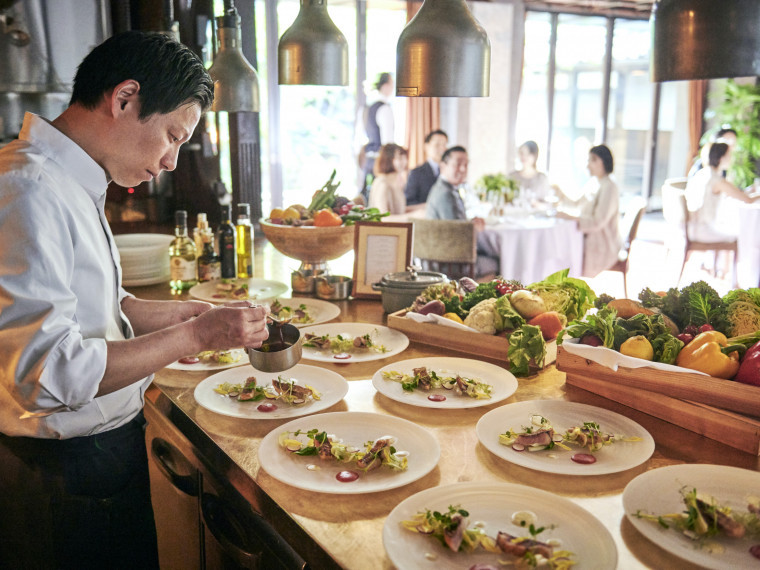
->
xmin=426 ymin=146 xmax=499 ymax=276
xmin=405 ymin=129 xmax=448 ymax=206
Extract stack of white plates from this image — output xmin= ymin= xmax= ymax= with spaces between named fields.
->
xmin=114 ymin=233 xmax=174 ymax=286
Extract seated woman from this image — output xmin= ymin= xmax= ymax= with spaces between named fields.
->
xmin=685 ymin=141 xmax=760 ymax=242
xmin=557 ymin=144 xmax=621 ymax=277
xmin=508 ymin=140 xmax=551 ymax=202
xmin=368 ymin=143 xmax=408 ymax=215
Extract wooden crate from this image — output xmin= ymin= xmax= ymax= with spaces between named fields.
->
xmin=386 ymin=310 xmax=557 ymax=365
xmin=557 ymin=346 xmax=760 ymax=455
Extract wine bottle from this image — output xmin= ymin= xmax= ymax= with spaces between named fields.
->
xmin=169 ymin=210 xmax=198 ymax=291
xmin=236 ymin=203 xmax=253 ymax=279
xmin=197 ymin=229 xmax=221 ymax=282
xmin=218 ymin=204 xmax=237 ymax=279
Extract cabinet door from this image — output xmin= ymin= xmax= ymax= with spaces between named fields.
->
xmin=145 ymin=402 xmax=203 ymax=570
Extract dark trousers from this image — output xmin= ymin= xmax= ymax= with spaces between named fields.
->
xmin=0 ymin=412 xmax=159 ymax=570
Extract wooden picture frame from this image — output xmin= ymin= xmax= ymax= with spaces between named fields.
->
xmin=352 ymin=221 xmax=413 ymax=299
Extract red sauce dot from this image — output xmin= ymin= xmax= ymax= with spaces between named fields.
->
xmin=257 ymin=403 xmax=277 ymax=413
xmin=336 ymin=470 xmax=359 ymax=482
xmin=750 ymin=545 xmax=760 ymax=559
xmin=571 ymin=453 xmax=597 ymax=464
xmin=333 ymin=353 xmax=352 ymax=360
xmin=428 ymin=394 xmax=447 ymax=402
xmin=212 ymin=294 xmax=226 ymax=299
xmin=178 ymin=356 xmax=200 ymax=364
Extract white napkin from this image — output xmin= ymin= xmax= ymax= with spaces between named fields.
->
xmin=404 ymin=311 xmax=480 ymax=332
xmin=561 ymin=337 xmax=706 ymax=375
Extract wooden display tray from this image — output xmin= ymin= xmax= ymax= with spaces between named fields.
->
xmin=386 ymin=310 xmax=557 ymax=366
xmin=557 ymin=346 xmax=760 ymax=455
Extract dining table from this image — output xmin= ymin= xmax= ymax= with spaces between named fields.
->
xmin=129 ymin=255 xmax=760 ymax=569
xmin=737 ymin=202 xmax=760 ymax=288
xmin=476 ymin=211 xmax=585 ymax=284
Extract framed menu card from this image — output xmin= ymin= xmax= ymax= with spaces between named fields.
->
xmin=352 ymin=221 xmax=413 ymax=299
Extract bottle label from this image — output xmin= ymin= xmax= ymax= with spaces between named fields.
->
xmin=199 ymin=261 xmax=221 ymax=282
xmin=171 ymin=257 xmax=197 ymax=281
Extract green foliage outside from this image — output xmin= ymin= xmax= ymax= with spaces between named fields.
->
xmin=704 ymin=79 xmax=760 ymax=188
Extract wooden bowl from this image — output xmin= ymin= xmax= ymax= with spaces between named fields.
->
xmin=259 ymin=219 xmax=356 ymax=263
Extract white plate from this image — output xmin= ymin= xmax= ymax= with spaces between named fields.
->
xmin=166 ymin=348 xmax=248 ymax=371
xmin=189 ymin=278 xmax=289 ymax=303
xmin=383 ymin=481 xmax=617 ymax=570
xmin=476 ymin=400 xmax=655 ymax=475
xmin=194 ymin=364 xmax=349 ymax=419
xmin=269 ymin=297 xmax=341 ymax=327
xmin=371 ymin=357 xmax=517 ymax=409
xmin=623 ymin=464 xmax=760 ymax=569
xmin=299 ymin=323 xmax=409 ymax=363
xmin=258 ymin=411 xmax=439 ymax=493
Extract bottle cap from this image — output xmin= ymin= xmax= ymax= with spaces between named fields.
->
xmin=237 ymin=203 xmax=250 ymax=217
xmin=175 ymin=210 xmax=187 ymax=225
xmin=197 ymin=212 xmax=208 ymax=229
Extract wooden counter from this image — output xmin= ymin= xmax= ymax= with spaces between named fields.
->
xmin=131 ymin=279 xmax=760 ymax=570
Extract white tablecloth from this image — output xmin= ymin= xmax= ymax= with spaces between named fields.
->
xmin=478 ymin=216 xmax=584 ymax=284
xmin=737 ymin=203 xmax=760 ymax=288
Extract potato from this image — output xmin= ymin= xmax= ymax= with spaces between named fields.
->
xmin=606 ymin=298 xmax=654 ymax=319
xmin=509 ymin=290 xmax=547 ymax=319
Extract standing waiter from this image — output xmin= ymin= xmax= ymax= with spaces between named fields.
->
xmin=0 ymin=31 xmax=269 ymax=568
xmin=360 ymin=72 xmax=395 ymax=201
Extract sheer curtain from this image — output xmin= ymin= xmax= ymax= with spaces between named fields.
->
xmin=403 ymin=0 xmax=441 ymax=168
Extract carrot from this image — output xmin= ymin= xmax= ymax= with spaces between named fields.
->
xmin=527 ymin=311 xmax=565 ymax=340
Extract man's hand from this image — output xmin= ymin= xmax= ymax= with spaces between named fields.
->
xmin=191 ymin=303 xmax=269 ymax=351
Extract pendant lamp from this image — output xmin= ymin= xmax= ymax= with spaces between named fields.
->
xmin=650 ymin=0 xmax=760 ymax=82
xmin=208 ymin=2 xmax=260 ymax=112
xmin=278 ymin=0 xmax=349 ymax=86
xmin=396 ymin=0 xmax=490 ymax=97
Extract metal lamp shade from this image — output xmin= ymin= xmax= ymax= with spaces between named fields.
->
xmin=278 ymin=0 xmax=349 ymax=86
xmin=650 ymin=0 xmax=760 ymax=82
xmin=396 ymin=0 xmax=490 ymax=97
xmin=208 ymin=10 xmax=260 ymax=112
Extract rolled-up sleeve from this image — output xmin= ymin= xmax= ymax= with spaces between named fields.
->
xmin=0 ymin=179 xmax=106 ymax=415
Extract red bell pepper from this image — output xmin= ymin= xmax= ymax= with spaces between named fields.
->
xmin=735 ymin=340 xmax=760 ymax=386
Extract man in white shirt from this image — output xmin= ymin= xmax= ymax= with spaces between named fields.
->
xmin=0 ymin=31 xmax=269 ymax=568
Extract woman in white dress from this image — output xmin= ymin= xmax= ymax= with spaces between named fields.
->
xmin=685 ymin=142 xmax=760 ymax=242
xmin=508 ymin=140 xmax=551 ymax=202
xmin=558 ymin=144 xmax=621 ymax=277
xmin=368 ymin=143 xmax=409 ymax=215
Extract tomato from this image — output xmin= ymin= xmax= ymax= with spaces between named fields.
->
xmin=313 ymin=208 xmax=343 ymax=227
xmin=699 ymin=323 xmax=714 ymax=333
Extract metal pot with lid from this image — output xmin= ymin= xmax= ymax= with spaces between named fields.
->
xmin=372 ymin=266 xmax=448 ymax=313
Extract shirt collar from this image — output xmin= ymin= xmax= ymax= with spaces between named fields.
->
xmin=427 ymin=158 xmax=439 ymax=176
xmin=19 ymin=113 xmax=109 ymax=201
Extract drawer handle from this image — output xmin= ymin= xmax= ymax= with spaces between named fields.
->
xmin=150 ymin=437 xmax=199 ymax=497
xmin=201 ymin=493 xmax=307 ymax=570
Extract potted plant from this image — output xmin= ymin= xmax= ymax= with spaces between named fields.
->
xmin=703 ymin=79 xmax=760 ymax=188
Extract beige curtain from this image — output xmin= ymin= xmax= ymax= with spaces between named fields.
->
xmin=687 ymin=79 xmax=708 ymax=176
xmin=403 ymin=0 xmax=441 ymax=168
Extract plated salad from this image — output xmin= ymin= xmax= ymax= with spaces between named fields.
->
xmin=213 ymin=279 xmax=251 ymax=300
xmin=402 ymin=504 xmax=576 ymax=569
xmin=381 ymin=366 xmax=492 ymax=400
xmin=303 ymin=330 xmax=387 ymax=354
xmin=214 ymin=375 xmax=321 ymax=405
xmin=178 ymin=349 xmax=244 ymax=365
xmin=499 ymin=414 xmax=641 ymax=464
xmin=269 ymin=299 xmax=313 ymax=325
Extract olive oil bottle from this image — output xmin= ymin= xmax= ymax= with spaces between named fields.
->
xmin=236 ymin=203 xmax=253 ymax=278
xmin=169 ymin=210 xmax=198 ymax=291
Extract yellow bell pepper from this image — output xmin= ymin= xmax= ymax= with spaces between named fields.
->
xmin=675 ymin=330 xmax=743 ymax=379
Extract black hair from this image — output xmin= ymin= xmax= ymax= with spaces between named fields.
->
xmin=708 ymin=142 xmax=729 ymax=168
xmin=441 ymin=145 xmax=467 ymax=163
xmin=520 ymin=140 xmax=539 ymax=157
xmin=424 ymin=129 xmax=448 ymax=144
xmin=716 ymin=127 xmax=738 ymax=139
xmin=590 ymin=144 xmax=614 ymax=174
xmin=374 ymin=72 xmax=392 ymax=91
xmin=70 ymin=30 xmax=213 ymax=119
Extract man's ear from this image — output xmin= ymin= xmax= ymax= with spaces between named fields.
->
xmin=110 ymin=79 xmax=141 ymax=117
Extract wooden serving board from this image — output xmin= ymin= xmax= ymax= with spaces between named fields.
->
xmin=557 ymin=346 xmax=760 ymax=455
xmin=386 ymin=309 xmax=557 ymax=365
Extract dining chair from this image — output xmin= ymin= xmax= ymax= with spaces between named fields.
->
xmin=677 ymin=192 xmax=738 ymax=287
xmin=412 ymin=219 xmax=479 ymax=280
xmin=609 ymin=196 xmax=648 ymax=297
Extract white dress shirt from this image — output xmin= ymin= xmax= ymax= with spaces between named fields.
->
xmin=0 ymin=113 xmax=150 ymax=438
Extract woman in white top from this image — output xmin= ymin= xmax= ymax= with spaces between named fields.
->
xmin=508 ymin=140 xmax=551 ymax=201
xmin=685 ymin=142 xmax=760 ymax=242
xmin=368 ymin=143 xmax=409 ymax=215
xmin=558 ymin=144 xmax=621 ymax=277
